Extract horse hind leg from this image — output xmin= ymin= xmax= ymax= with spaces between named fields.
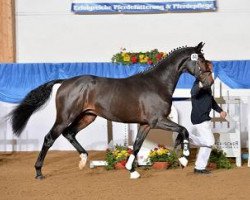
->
xmin=62 ymin=113 xmax=97 ymax=170
xmin=174 ymin=133 xmax=183 ymax=150
xmin=174 ymin=133 xmax=190 ymax=168
xmin=155 ymin=118 xmax=190 ymax=168
xmin=34 ymin=122 xmax=69 ymax=179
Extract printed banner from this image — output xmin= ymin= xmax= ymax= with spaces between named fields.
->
xmin=71 ymin=0 xmax=217 ymax=14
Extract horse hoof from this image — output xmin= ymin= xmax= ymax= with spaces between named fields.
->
xmin=79 ymin=161 xmax=86 ymax=170
xmin=79 ymin=153 xmax=87 ymax=170
xmin=130 ymin=171 xmax=140 ymax=179
xmin=178 ymin=157 xmax=188 ymax=168
xmin=35 ymin=175 xmax=45 ymax=180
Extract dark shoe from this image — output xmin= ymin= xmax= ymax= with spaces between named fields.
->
xmin=194 ymin=168 xmax=211 ymax=174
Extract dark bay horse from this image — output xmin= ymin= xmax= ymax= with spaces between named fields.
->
xmin=10 ymin=42 xmax=213 ymax=179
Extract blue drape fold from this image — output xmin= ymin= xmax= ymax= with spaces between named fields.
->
xmin=0 ymin=61 xmax=249 ymax=103
xmin=213 ymin=60 xmax=250 ymax=89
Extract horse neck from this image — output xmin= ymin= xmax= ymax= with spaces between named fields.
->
xmin=153 ymin=55 xmax=186 ymax=95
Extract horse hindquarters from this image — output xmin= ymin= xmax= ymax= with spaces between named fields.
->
xmin=10 ymin=79 xmax=63 ymax=137
xmin=34 ymin=80 xmax=98 ymax=179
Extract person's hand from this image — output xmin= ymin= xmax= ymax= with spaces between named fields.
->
xmin=220 ymin=111 xmax=227 ymax=119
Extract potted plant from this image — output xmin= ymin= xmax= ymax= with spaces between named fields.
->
xmin=112 ymin=48 xmax=167 ymax=65
xmin=147 ymin=145 xmax=178 ymax=169
xmin=208 ymin=148 xmax=232 ymax=169
xmin=105 ymin=145 xmax=133 ymax=170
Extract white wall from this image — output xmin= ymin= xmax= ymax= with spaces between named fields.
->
xmin=1 ymin=0 xmax=248 ymax=151
xmin=16 ymin=0 xmax=250 ymax=62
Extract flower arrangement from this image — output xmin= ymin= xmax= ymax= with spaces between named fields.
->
xmin=111 ymin=48 xmax=167 ymax=65
xmin=208 ymin=148 xmax=232 ymax=169
xmin=147 ymin=145 xmax=179 ymax=168
xmin=105 ymin=145 xmax=133 ymax=170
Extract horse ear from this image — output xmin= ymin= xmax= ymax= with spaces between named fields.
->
xmin=196 ymin=42 xmax=205 ymax=52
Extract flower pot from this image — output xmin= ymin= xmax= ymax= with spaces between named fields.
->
xmin=207 ymin=162 xmax=217 ymax=170
xmin=152 ymin=162 xmax=170 ymax=170
xmin=115 ymin=162 xmax=126 ymax=170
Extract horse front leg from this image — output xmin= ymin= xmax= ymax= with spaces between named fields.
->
xmin=125 ymin=124 xmax=150 ymax=179
xmin=155 ymin=118 xmax=190 ymax=168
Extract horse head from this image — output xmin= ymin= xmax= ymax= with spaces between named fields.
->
xmin=183 ymin=42 xmax=214 ymax=87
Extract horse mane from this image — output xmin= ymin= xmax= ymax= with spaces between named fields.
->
xmin=139 ymin=45 xmax=198 ymax=75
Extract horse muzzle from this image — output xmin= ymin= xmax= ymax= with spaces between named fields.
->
xmin=199 ymin=72 xmax=214 ymax=87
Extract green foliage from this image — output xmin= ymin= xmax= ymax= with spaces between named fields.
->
xmin=166 ymin=151 xmax=179 ymax=168
xmin=105 ymin=149 xmax=116 ymax=170
xmin=209 ymin=148 xmax=232 ymax=169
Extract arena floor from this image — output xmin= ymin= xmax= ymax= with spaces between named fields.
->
xmin=0 ymin=151 xmax=249 ymax=200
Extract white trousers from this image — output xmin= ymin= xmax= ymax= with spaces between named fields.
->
xmin=188 ymin=121 xmax=215 ymax=170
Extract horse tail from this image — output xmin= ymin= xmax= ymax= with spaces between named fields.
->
xmin=10 ymin=79 xmax=64 ymax=137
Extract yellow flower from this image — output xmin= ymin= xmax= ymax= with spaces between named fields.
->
xmin=149 ymin=151 xmax=156 ymax=157
xmin=139 ymin=55 xmax=149 ymax=63
xmin=117 ymin=153 xmax=123 ymax=158
xmin=139 ymin=54 xmax=144 ymax=59
xmin=121 ymin=150 xmax=127 ymax=154
xmin=143 ymin=56 xmax=149 ymax=62
xmin=123 ymin=54 xmax=130 ymax=62
xmin=157 ymin=149 xmax=164 ymax=155
xmin=121 ymin=52 xmax=127 ymax=57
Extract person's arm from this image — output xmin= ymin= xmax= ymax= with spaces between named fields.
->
xmin=211 ymin=97 xmax=227 ymax=118
xmin=211 ymin=97 xmax=223 ymax=113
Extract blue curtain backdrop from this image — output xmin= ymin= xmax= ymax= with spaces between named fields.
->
xmin=0 ymin=60 xmax=250 ymax=103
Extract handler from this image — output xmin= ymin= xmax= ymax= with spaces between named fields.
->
xmin=189 ymin=61 xmax=227 ymax=174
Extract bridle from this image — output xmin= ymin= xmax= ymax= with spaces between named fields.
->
xmin=191 ymin=53 xmax=203 ymax=78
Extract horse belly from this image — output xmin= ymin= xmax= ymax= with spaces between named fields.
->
xmin=94 ymin=98 xmax=142 ymax=123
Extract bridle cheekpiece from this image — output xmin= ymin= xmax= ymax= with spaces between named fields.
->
xmin=191 ymin=53 xmax=202 ymax=78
